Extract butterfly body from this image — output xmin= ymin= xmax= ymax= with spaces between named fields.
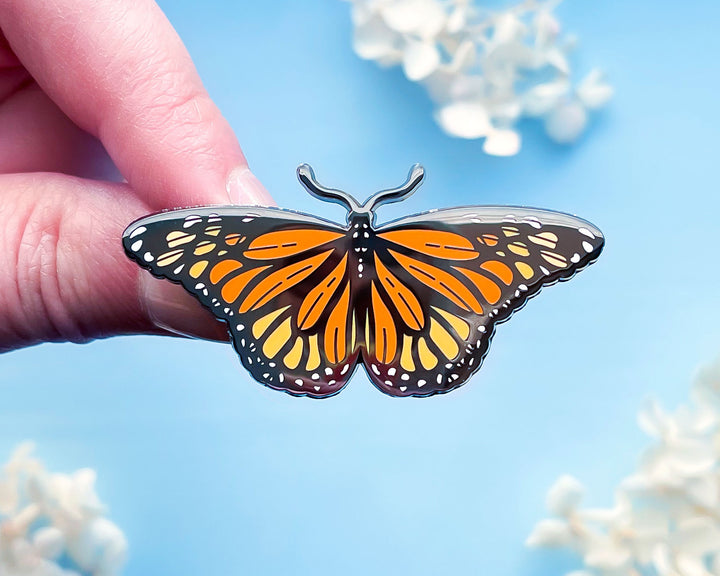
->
xmin=123 ymin=165 xmax=604 ymax=398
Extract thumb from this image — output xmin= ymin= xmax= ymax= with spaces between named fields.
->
xmin=0 ymin=173 xmax=232 ymax=352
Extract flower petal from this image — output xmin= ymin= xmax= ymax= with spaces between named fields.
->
xmin=436 ymin=101 xmax=491 ymax=138
xmin=577 ymin=69 xmax=614 ymax=109
xmin=402 ymin=40 xmax=441 ymax=81
xmin=545 ymin=475 xmax=584 ymax=516
xmin=381 ymin=0 xmax=446 ymax=37
xmin=544 ymin=100 xmax=588 ymax=144
xmin=526 ymin=518 xmax=575 ymax=547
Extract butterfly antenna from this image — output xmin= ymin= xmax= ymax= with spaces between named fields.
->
xmin=364 ymin=164 xmax=425 ymax=212
xmin=297 ymin=164 xmax=362 ymax=213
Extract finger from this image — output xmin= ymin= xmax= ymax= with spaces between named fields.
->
xmin=0 ymin=77 xmax=117 ymax=179
xmin=0 ymin=0 xmax=273 ymax=208
xmin=0 ymin=172 xmax=230 ymax=352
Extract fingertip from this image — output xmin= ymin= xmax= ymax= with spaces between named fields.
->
xmin=138 ymin=273 xmax=231 ymax=343
xmin=226 ymin=165 xmax=275 ymax=206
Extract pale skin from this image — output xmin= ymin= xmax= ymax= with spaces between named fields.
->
xmin=0 ymin=0 xmax=274 ymax=352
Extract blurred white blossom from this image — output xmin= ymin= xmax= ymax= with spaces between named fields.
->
xmin=0 ymin=443 xmax=127 ymax=576
xmin=345 ymin=0 xmax=612 ymax=155
xmin=527 ymin=357 xmax=720 ymax=576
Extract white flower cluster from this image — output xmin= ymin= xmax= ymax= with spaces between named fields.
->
xmin=527 ymin=358 xmax=720 ymax=576
xmin=346 ymin=0 xmax=613 ymax=155
xmin=0 ymin=443 xmax=127 ymax=576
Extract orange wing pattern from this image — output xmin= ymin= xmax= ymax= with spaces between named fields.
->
xmin=124 ymin=208 xmax=359 ymax=398
xmin=359 ymin=207 xmax=604 ymax=396
xmin=124 ymin=203 xmax=603 ymax=398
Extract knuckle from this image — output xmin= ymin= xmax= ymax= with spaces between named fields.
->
xmin=0 ymin=179 xmax=89 ymax=345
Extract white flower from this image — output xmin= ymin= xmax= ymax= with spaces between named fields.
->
xmin=527 ymin=356 xmax=720 ymax=576
xmin=344 ymin=0 xmax=612 ymax=155
xmin=0 ymin=444 xmax=127 ymax=576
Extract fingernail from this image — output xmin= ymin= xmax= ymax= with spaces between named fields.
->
xmin=139 ymin=273 xmax=230 ymax=342
xmin=226 ymin=165 xmax=275 ymax=206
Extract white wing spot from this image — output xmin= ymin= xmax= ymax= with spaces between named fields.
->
xmin=183 ymin=216 xmax=202 ymax=228
xmin=131 ymin=240 xmax=143 ymax=252
xmin=129 ymin=226 xmax=147 ymax=239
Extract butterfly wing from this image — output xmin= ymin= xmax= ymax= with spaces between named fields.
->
xmin=123 ymin=207 xmax=360 ymax=398
xmin=361 ymin=206 xmax=604 ymax=397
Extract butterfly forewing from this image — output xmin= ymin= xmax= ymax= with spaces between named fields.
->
xmin=123 ymin=207 xmax=360 ymax=398
xmin=361 ymin=206 xmax=604 ymax=397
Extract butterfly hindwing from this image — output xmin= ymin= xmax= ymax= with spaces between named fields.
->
xmin=360 ymin=206 xmax=604 ymax=397
xmin=123 ymin=207 xmax=360 ymax=398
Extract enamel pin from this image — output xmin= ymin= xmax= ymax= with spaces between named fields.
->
xmin=123 ymin=165 xmax=604 ymax=398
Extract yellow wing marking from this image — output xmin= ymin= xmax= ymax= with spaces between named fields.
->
xmin=541 ymin=250 xmax=568 ymax=268
xmin=432 ymin=307 xmax=470 ymax=340
xmin=429 ymin=318 xmax=459 ymax=360
xmin=166 ymin=231 xmax=196 ymax=248
xmin=417 ymin=337 xmax=438 ymax=370
xmin=253 ymin=306 xmax=291 ymax=339
xmin=306 ymin=335 xmax=321 ymax=371
xmin=508 ymin=242 xmax=530 ymax=257
xmin=515 ymin=262 xmax=535 ymax=279
xmin=529 ymin=232 xmax=558 ymax=249
xmin=262 ymin=317 xmax=293 ymax=359
xmin=400 ymin=335 xmax=415 ymax=372
xmin=189 ymin=261 xmax=208 ymax=279
xmin=283 ymin=337 xmax=304 ymax=370
xmin=156 ymin=249 xmax=184 ymax=267
xmin=193 ymin=241 xmax=216 ymax=256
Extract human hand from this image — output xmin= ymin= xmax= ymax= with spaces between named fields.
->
xmin=0 ymin=0 xmax=273 ymax=352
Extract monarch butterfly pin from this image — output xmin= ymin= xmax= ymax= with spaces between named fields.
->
xmin=123 ymin=165 xmax=604 ymax=398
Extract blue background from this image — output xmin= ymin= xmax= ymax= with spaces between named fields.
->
xmin=2 ymin=1 xmax=720 ymax=574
